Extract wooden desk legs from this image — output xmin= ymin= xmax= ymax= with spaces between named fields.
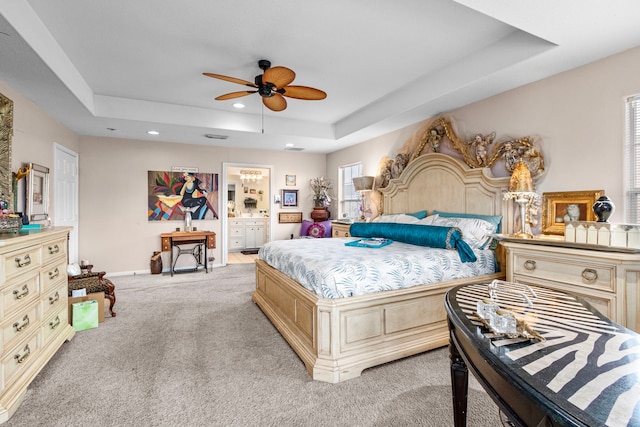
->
xmin=449 ymin=330 xmax=469 ymax=427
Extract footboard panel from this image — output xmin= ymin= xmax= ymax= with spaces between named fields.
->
xmin=253 ymin=259 xmax=504 ymax=383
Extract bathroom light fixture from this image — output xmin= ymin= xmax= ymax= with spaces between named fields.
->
xmin=240 ymin=169 xmax=263 ymax=184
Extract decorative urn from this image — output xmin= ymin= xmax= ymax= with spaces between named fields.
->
xmin=592 ymin=196 xmax=615 ymax=222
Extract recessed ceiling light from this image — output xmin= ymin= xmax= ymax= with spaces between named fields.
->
xmin=106 ymin=127 xmax=116 ymax=131
xmin=285 ymin=143 xmax=294 ymax=147
xmin=147 ymin=130 xmax=159 ymax=135
xmin=233 ymin=103 xmax=245 ymax=109
xmin=204 ymin=134 xmax=229 ymax=140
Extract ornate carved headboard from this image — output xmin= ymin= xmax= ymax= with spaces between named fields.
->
xmin=380 ymin=153 xmax=514 ymax=235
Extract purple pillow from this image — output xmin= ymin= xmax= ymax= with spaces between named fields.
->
xmin=300 ymin=220 xmax=332 ymax=238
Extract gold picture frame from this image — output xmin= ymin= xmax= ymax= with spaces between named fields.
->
xmin=278 ymin=212 xmax=302 ymax=223
xmin=541 ymin=190 xmax=604 ymax=235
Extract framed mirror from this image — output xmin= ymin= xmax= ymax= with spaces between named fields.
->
xmin=0 ymin=93 xmax=13 ymax=210
xmin=26 ymin=163 xmax=50 ymax=222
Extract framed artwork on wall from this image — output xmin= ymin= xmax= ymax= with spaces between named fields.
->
xmin=278 ymin=212 xmax=303 ymax=223
xmin=541 ymin=190 xmax=604 ymax=235
xmin=285 ymin=174 xmax=296 ymax=186
xmin=282 ymin=189 xmax=298 ymax=207
xmin=26 ymin=162 xmax=50 ymax=222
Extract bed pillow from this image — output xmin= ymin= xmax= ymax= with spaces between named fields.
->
xmin=415 ymin=215 xmax=437 ymax=226
xmin=407 ymin=210 xmax=428 ymax=219
xmin=371 ymin=214 xmax=420 ymax=224
xmin=432 ymin=210 xmax=503 ymax=233
xmin=431 ymin=215 xmax=497 ymax=250
xmin=300 ymin=220 xmax=332 ymax=238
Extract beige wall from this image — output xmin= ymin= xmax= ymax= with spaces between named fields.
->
xmin=328 ymin=45 xmax=640 ymax=226
xmin=77 ymin=136 xmax=325 ymax=273
xmin=0 ymin=81 xmax=80 ymax=217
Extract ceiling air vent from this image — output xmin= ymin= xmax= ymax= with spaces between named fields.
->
xmin=284 ymin=147 xmax=304 ymax=151
xmin=204 ymin=134 xmax=228 ymax=140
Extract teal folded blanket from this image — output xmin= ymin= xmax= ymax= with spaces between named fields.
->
xmin=349 ymin=222 xmax=477 ymax=262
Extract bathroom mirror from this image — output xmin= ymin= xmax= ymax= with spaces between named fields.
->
xmin=0 ymin=93 xmax=13 ymax=210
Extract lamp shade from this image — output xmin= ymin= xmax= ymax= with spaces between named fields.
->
xmin=508 ymin=160 xmax=534 ymax=192
xmin=353 ymin=176 xmax=374 ymax=192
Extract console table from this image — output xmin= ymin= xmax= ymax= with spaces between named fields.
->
xmin=445 ymin=282 xmax=640 ymax=427
xmin=160 ymin=231 xmax=216 ymax=276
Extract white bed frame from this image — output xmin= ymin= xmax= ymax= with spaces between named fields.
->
xmin=253 ymin=153 xmax=514 ymax=383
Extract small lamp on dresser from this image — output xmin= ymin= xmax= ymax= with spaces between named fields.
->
xmin=353 ymin=176 xmax=375 ymax=221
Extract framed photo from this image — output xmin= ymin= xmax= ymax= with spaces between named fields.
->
xmin=282 ymin=189 xmax=298 ymax=207
xmin=278 ymin=212 xmax=303 ymax=223
xmin=542 ymin=190 xmax=604 ymax=235
xmin=26 ymin=162 xmax=50 ymax=222
xmin=285 ymin=174 xmax=296 ymax=186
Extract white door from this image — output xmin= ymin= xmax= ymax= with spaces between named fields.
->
xmin=54 ymin=144 xmax=79 ymax=263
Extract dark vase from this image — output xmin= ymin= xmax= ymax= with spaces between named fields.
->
xmin=311 ymin=207 xmax=330 ymax=222
xmin=592 ymin=196 xmax=615 ymax=222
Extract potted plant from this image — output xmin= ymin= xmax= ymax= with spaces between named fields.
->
xmin=309 ymin=177 xmax=334 ymax=221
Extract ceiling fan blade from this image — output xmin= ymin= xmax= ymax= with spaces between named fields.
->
xmin=215 ymin=90 xmax=257 ymax=100
xmin=263 ymin=94 xmax=287 ymax=112
xmin=203 ymin=73 xmax=257 ymax=88
xmin=281 ymin=85 xmax=327 ymax=100
xmin=263 ymin=66 xmax=295 ymax=88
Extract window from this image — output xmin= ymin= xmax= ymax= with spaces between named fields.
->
xmin=339 ymin=163 xmax=362 ymax=220
xmin=626 ymin=94 xmax=640 ymax=222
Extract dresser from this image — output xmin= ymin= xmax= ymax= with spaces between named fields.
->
xmin=0 ymin=227 xmax=75 ymax=423
xmin=500 ymin=238 xmax=640 ymax=332
xmin=228 ymin=218 xmax=267 ymax=251
xmin=331 ymin=222 xmax=351 ymax=238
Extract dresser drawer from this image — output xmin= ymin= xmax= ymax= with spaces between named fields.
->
xmin=1 ymin=273 xmax=40 ymax=317
xmin=42 ymin=238 xmax=67 ymax=266
xmin=40 ymin=260 xmax=66 ymax=291
xmin=42 ymin=305 xmax=68 ymax=345
xmin=42 ymin=283 xmax=66 ymax=320
xmin=229 ymin=219 xmax=245 ymax=227
xmin=1 ymin=245 xmax=42 ymax=285
xmin=1 ymin=330 xmax=41 ymax=392
xmin=0 ymin=300 xmax=40 ymax=354
xmin=511 ymin=251 xmax=615 ymax=292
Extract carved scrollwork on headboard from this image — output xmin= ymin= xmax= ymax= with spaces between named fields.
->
xmin=376 ymin=116 xmax=545 ymax=191
xmin=0 ymin=93 xmax=13 ymax=210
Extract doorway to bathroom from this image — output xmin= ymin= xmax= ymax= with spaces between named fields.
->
xmin=221 ymin=162 xmax=273 ymax=266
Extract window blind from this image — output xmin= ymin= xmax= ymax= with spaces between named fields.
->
xmin=339 ymin=163 xmax=362 ymax=220
xmin=626 ymin=95 xmax=640 ymax=222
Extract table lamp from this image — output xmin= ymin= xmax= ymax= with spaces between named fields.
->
xmin=503 ymin=160 xmax=539 ymax=238
xmin=353 ymin=176 xmax=375 ymax=221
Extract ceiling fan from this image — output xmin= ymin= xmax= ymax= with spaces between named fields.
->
xmin=203 ymin=59 xmax=327 ymax=112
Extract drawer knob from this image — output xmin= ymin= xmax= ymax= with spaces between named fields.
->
xmin=14 ymin=254 xmax=31 ymax=268
xmin=49 ymin=291 xmax=60 ymax=305
xmin=524 ymin=260 xmax=536 ymax=271
xmin=13 ymin=315 xmax=30 ymax=332
xmin=13 ymin=285 xmax=29 ymax=300
xmin=582 ymin=268 xmax=598 ymax=282
xmin=48 ymin=244 xmax=60 ymax=255
xmin=49 ymin=267 xmax=60 ymax=280
xmin=49 ymin=316 xmax=61 ymax=330
xmin=14 ymin=344 xmax=30 ymax=364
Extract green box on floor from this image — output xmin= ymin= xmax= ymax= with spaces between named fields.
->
xmin=71 ymin=300 xmax=99 ymax=331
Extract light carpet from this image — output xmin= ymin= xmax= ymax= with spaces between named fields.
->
xmin=5 ymin=264 xmax=500 ymax=426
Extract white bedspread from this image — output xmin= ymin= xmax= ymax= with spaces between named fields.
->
xmin=258 ymin=238 xmax=496 ymax=299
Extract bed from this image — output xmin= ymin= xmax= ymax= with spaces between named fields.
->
xmin=252 ymin=153 xmax=515 ymax=383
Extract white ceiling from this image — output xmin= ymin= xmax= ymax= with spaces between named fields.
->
xmin=1 ymin=1 xmax=640 ymax=153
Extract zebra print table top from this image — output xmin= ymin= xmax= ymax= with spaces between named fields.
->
xmin=448 ymin=283 xmax=640 ymax=427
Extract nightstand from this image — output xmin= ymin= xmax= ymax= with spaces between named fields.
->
xmin=499 ymin=236 xmax=640 ymax=333
xmin=331 ymin=222 xmax=351 ymax=238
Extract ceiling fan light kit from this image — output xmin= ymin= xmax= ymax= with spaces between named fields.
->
xmin=204 ymin=59 xmax=326 ymax=112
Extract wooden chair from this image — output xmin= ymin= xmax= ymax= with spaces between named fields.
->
xmin=68 ymin=270 xmax=117 ymax=317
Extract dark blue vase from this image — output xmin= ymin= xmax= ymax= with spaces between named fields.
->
xmin=592 ymin=196 xmax=615 ymax=222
